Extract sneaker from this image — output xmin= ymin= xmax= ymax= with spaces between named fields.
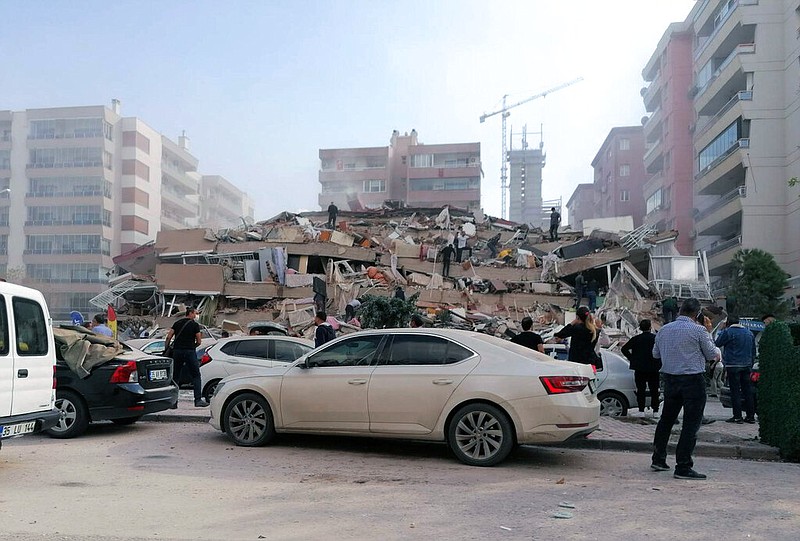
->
xmin=651 ymin=462 xmax=670 ymax=472
xmin=194 ymin=399 xmax=210 ymax=407
xmin=744 ymin=417 xmax=756 ymax=424
xmin=725 ymin=417 xmax=744 ymax=424
xmin=652 ymin=410 xmax=660 ymax=419
xmin=674 ymin=469 xmax=707 ymax=480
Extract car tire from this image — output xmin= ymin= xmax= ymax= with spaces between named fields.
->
xmin=202 ymin=379 xmax=222 ymax=402
xmin=47 ymin=390 xmax=90 ymax=439
xmin=223 ymin=393 xmax=275 ymax=447
xmin=598 ymin=391 xmax=628 ymax=417
xmin=447 ymin=403 xmax=514 ymax=467
xmin=111 ymin=416 xmax=141 ymax=426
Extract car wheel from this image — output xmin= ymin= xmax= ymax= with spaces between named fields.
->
xmin=203 ymin=379 xmax=222 ymax=402
xmin=447 ymin=403 xmax=514 ymax=467
xmin=47 ymin=390 xmax=90 ymax=439
xmin=223 ymin=393 xmax=275 ymax=447
xmin=598 ymin=391 xmax=628 ymax=417
xmin=111 ymin=416 xmax=141 ymax=426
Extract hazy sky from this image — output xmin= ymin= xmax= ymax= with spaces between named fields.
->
xmin=1 ymin=0 xmax=695 ymax=220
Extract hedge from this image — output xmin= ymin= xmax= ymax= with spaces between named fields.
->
xmin=758 ymin=321 xmax=800 ymax=462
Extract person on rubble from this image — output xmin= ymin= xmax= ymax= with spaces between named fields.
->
xmin=586 ymin=278 xmax=599 ymax=311
xmin=314 ymin=311 xmax=336 ymax=347
xmin=661 ymin=295 xmax=678 ymax=323
xmin=554 ymin=306 xmax=600 ymax=366
xmin=345 ymin=298 xmax=362 ymax=321
xmin=574 ymin=272 xmax=586 ymax=309
xmin=394 ymin=286 xmax=406 ymax=301
xmin=456 ymin=228 xmax=470 ymax=262
xmin=326 ymin=201 xmax=338 ymax=229
xmin=549 ymin=207 xmax=561 ymax=242
xmin=510 ymin=316 xmax=545 ymax=353
xmin=440 ymin=243 xmax=456 ymax=277
xmin=486 ymin=233 xmax=501 ymax=259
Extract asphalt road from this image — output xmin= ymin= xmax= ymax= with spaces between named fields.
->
xmin=1 ymin=420 xmax=798 ymax=541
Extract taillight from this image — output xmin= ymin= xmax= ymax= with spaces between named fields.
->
xmin=750 ymin=371 xmax=760 ymax=383
xmin=591 ymin=365 xmax=597 ymax=375
xmin=110 ymin=361 xmax=139 ymax=383
xmin=200 ymin=353 xmax=212 ymax=367
xmin=540 ymin=375 xmax=590 ymax=394
xmin=53 ymin=365 xmax=57 ymax=389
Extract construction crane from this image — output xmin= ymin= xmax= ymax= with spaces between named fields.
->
xmin=480 ymin=77 xmax=583 ymax=219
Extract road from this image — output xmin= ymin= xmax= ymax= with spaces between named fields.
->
xmin=1 ymin=420 xmax=798 ymax=541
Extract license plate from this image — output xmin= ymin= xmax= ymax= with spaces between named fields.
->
xmin=1 ymin=421 xmax=37 ymax=438
xmin=149 ymin=369 xmax=168 ymax=381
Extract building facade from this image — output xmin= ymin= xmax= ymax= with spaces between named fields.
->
xmin=508 ymin=145 xmax=546 ymax=226
xmin=319 ymin=130 xmax=481 ymax=211
xmin=640 ymin=22 xmax=696 ymax=256
xmin=200 ymin=175 xmax=255 ymax=230
xmin=0 ymin=102 xmax=252 ymax=319
xmin=566 ymin=183 xmax=597 ymax=231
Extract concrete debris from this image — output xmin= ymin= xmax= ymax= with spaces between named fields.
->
xmin=104 ymin=204 xmax=717 ymax=349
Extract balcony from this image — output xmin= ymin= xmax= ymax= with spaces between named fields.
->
xmin=695 ymin=186 xmax=744 ymax=236
xmin=706 ymin=236 xmax=742 ymax=275
xmin=695 ymin=44 xmax=754 ymax=112
xmin=641 ymin=73 xmax=662 ymax=113
xmin=161 ymin=163 xmax=199 ymax=192
xmin=642 ymin=106 xmax=663 ymax=139
xmin=642 ymin=171 xmax=665 ymax=199
xmin=695 ymin=90 xmax=752 ymax=143
xmin=695 ymin=138 xmax=748 ymax=195
xmin=319 ymin=167 xmax=388 ymax=183
xmin=695 ymin=0 xmax=758 ymax=63
xmin=643 ymin=139 xmax=664 ymax=170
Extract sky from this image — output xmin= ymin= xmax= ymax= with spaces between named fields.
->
xmin=0 ymin=0 xmax=696 ymax=221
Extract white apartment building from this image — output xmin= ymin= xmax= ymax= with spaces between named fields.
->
xmin=200 ymin=175 xmax=255 ymax=230
xmin=0 ymin=101 xmax=253 ymax=319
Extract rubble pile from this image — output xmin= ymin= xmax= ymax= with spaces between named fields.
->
xmin=102 ymin=204 xmax=716 ymax=347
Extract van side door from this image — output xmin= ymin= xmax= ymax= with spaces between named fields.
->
xmin=0 ymin=295 xmax=12 ymax=417
xmin=10 ymin=295 xmax=54 ymax=415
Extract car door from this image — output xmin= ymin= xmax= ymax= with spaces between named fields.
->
xmin=0 ymin=295 xmax=13 ymax=418
xmin=368 ymin=334 xmax=479 ymax=435
xmin=279 ymin=334 xmax=383 ymax=432
xmin=9 ymin=294 xmax=55 ymax=415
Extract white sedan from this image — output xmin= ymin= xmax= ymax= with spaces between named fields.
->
xmin=209 ymin=329 xmax=599 ymax=466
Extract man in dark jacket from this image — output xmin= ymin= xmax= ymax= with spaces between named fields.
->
xmin=440 ymin=243 xmax=456 ymax=277
xmin=715 ymin=315 xmax=757 ymax=423
xmin=327 ymin=202 xmax=338 ymax=229
xmin=510 ymin=316 xmax=545 ymax=353
xmin=549 ymin=207 xmax=561 ymax=242
xmin=314 ymin=311 xmax=336 ymax=348
xmin=621 ymin=319 xmax=661 ymax=416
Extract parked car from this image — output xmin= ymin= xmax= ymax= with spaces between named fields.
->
xmin=199 ymin=335 xmax=313 ymax=400
xmin=542 ymin=343 xmax=640 ymax=417
xmin=47 ymin=331 xmax=179 ymax=438
xmin=209 ymin=329 xmax=599 ymax=467
xmin=124 ymin=337 xmax=210 ymax=359
xmin=246 ymin=321 xmax=289 ymax=336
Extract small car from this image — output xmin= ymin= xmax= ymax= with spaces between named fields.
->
xmin=209 ymin=329 xmax=599 ymax=467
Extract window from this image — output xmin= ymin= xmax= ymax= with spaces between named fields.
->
xmin=13 ymin=297 xmax=49 ymax=356
xmin=619 ymin=164 xmax=630 ymax=177
xmin=28 ymin=147 xmax=103 ymax=168
xmin=307 ymin=335 xmax=383 ymax=367
xmin=620 ymin=190 xmax=630 ymax=202
xmin=29 ymin=118 xmax=104 ymax=140
xmin=0 ymin=150 xmax=9 ymax=169
xmin=384 ymin=335 xmax=473 ymax=366
xmin=234 ymin=339 xmax=268 ymax=359
xmin=699 ymin=120 xmax=739 ymax=171
xmin=363 ymin=179 xmax=386 ymax=193
xmin=29 ymin=176 xmax=110 ymax=198
xmin=646 ymin=190 xmax=662 ymax=213
xmin=411 ymin=154 xmax=434 ymax=168
xmin=274 ymin=340 xmax=311 ymax=362
xmin=26 ymin=263 xmax=103 ymax=283
xmin=0 ymin=296 xmax=8 ymax=356
xmin=619 ymin=138 xmax=630 ymax=150
xmin=409 ymin=178 xmax=479 ymax=191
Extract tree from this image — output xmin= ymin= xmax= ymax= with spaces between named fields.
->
xmin=727 ymin=249 xmax=790 ymax=319
xmin=358 ymin=292 xmax=420 ymax=329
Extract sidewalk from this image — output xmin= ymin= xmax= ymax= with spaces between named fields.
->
xmin=143 ymin=393 xmax=782 ymax=461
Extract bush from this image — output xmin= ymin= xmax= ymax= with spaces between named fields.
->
xmin=358 ymin=293 xmax=420 ymax=329
xmin=758 ymin=321 xmax=800 ymax=461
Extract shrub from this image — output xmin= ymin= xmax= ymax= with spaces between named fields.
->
xmin=359 ymin=292 xmax=420 ymax=329
xmin=758 ymin=321 xmax=800 ymax=461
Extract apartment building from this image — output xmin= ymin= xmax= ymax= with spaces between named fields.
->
xmin=507 ymin=145 xmax=546 ymax=226
xmin=687 ymin=0 xmax=800 ymax=279
xmin=200 ymin=175 xmax=255 ymax=230
xmin=0 ymin=102 xmax=253 ymax=319
xmin=640 ymin=22 xmax=696 ymax=256
xmin=566 ymin=183 xmax=597 ymax=231
xmin=319 ymin=129 xmax=481 ymax=211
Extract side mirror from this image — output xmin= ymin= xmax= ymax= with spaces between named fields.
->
xmin=299 ymin=358 xmax=313 ymax=369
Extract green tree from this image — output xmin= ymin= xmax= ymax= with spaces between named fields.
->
xmin=358 ymin=292 xmax=420 ymax=329
xmin=727 ymin=249 xmax=790 ymax=319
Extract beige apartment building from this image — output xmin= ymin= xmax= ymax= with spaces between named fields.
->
xmin=641 ymin=0 xmax=800 ymax=281
xmin=0 ymin=102 xmax=253 ymax=319
xmin=200 ymin=174 xmax=255 ymax=230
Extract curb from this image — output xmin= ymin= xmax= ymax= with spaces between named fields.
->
xmin=556 ymin=437 xmax=782 ymax=462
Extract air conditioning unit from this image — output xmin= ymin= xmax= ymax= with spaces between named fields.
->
xmin=469 ymin=156 xmax=477 ymax=165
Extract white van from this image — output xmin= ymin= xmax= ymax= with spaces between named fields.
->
xmin=0 ymin=281 xmax=60 ymax=449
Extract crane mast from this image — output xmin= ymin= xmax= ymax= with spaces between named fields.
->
xmin=480 ymin=77 xmax=583 ymax=219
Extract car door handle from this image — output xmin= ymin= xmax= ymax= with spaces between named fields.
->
xmin=17 ymin=369 xmax=29 ymax=378
xmin=433 ymin=379 xmax=453 ymax=385
xmin=348 ymin=379 xmax=368 ymax=385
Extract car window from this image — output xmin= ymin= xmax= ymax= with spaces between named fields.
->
xmin=274 ymin=341 xmax=311 ymax=362
xmin=234 ymin=339 xmax=269 ymax=359
xmin=0 ymin=296 xmax=8 ymax=356
xmin=386 ymin=335 xmax=473 ymax=366
xmin=220 ymin=341 xmax=237 ymax=355
xmin=307 ymin=335 xmax=383 ymax=368
xmin=13 ymin=297 xmax=49 ymax=356
xmin=143 ymin=340 xmax=165 ymax=354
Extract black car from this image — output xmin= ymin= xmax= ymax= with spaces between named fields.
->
xmin=47 ymin=340 xmax=178 ymax=439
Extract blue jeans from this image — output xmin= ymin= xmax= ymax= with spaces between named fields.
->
xmin=652 ymin=373 xmax=706 ymax=471
xmin=172 ymin=348 xmax=202 ymax=401
xmin=726 ymin=366 xmax=755 ymax=420
xmin=587 ymin=291 xmax=597 ymax=311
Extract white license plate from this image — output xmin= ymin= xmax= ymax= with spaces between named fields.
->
xmin=149 ymin=369 xmax=168 ymax=381
xmin=1 ymin=421 xmax=37 ymax=438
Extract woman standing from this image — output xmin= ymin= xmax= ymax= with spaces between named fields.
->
xmin=554 ymin=306 xmax=599 ymax=366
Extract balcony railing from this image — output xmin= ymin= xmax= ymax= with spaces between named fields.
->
xmin=705 ymin=235 xmax=742 ymax=257
xmin=695 ymin=139 xmax=749 ymax=180
xmin=643 ymin=139 xmax=663 ymax=164
xmin=694 ymin=0 xmax=758 ymax=60
xmin=695 ymin=90 xmax=753 ymax=139
xmin=695 ymin=43 xmax=755 ymax=101
xmin=695 ymin=185 xmax=745 ymax=221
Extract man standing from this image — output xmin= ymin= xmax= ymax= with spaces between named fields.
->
xmin=486 ymin=233 xmax=501 ymax=259
xmin=455 ymin=229 xmax=469 ymax=263
xmin=715 ymin=315 xmax=757 ymax=424
xmin=510 ymin=316 xmax=545 ymax=353
xmin=440 ymin=243 xmax=456 ymax=277
xmin=661 ymin=296 xmax=678 ymax=324
xmin=549 ymin=207 xmax=561 ymax=242
xmin=574 ymin=272 xmax=586 ymax=309
xmin=326 ymin=201 xmax=338 ymax=229
xmin=586 ymin=278 xmax=599 ymax=312
xmin=621 ymin=319 xmax=661 ymax=416
xmin=651 ymin=298 xmax=718 ymax=479
xmin=164 ymin=308 xmax=207 ymax=407
xmin=314 ymin=311 xmax=336 ymax=347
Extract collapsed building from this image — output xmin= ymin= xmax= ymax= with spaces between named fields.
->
xmin=96 ymin=205 xmax=715 ymax=348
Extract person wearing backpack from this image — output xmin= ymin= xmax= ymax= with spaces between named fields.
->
xmin=314 ymin=311 xmax=336 ymax=347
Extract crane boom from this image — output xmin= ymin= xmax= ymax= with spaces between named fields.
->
xmin=480 ymin=77 xmax=583 ymax=219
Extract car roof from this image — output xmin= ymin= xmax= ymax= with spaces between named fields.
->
xmin=211 ymin=335 xmax=314 ymax=347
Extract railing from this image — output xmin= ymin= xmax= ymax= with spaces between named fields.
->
xmin=695 ymin=139 xmax=748 ymax=180
xmin=695 ymin=43 xmax=755 ymax=101
xmin=694 ymin=0 xmax=753 ymax=61
xmin=695 ymin=90 xmax=753 ymax=139
xmin=695 ymin=185 xmax=745 ymax=221
xmin=27 ymin=161 xmax=102 ymax=169
xmin=320 ymin=165 xmax=387 ymax=173
xmin=643 ymin=139 xmax=662 ymax=164
xmin=706 ymin=235 xmax=742 ymax=257
xmin=409 ymin=162 xmax=481 ymax=169
xmin=28 ymin=132 xmax=103 ymax=140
